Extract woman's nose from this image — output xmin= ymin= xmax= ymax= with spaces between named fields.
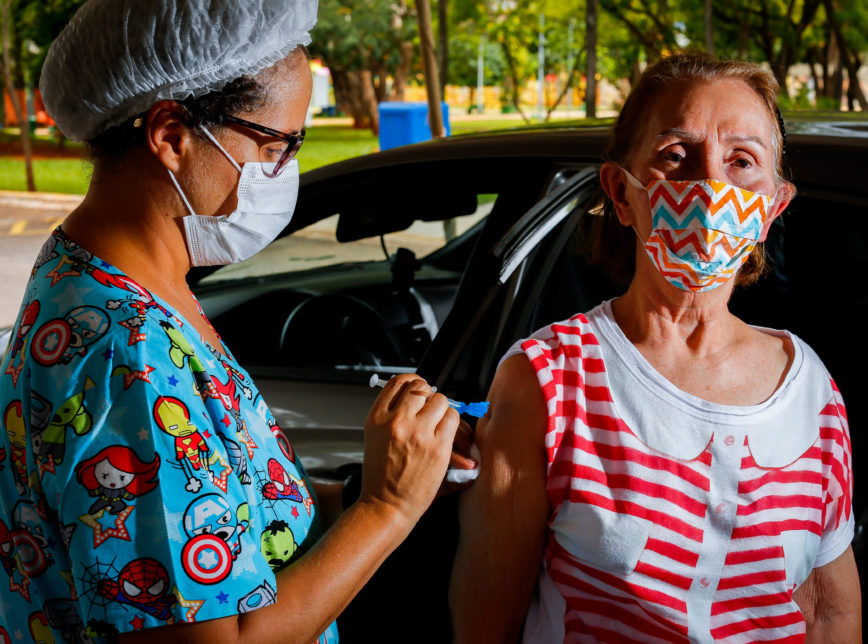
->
xmin=693 ymin=150 xmax=726 ymax=182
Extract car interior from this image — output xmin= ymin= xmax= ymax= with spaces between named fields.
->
xmin=194 ymin=157 xmax=561 ymax=382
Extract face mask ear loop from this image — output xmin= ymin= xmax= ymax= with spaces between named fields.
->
xmin=167 ymin=169 xmax=197 ymax=217
xmin=621 ymin=167 xmax=647 ymax=192
xmin=199 ymin=125 xmax=242 ymax=173
xmin=619 ymin=167 xmax=651 ymax=242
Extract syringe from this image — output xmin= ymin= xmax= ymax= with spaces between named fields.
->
xmin=368 ymin=374 xmax=489 ymax=418
xmin=368 ymin=374 xmax=482 ymax=483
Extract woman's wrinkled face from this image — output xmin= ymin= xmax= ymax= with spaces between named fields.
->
xmin=623 ymin=78 xmax=780 ymax=238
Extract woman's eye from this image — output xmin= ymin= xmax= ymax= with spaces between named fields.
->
xmin=662 ymin=150 xmax=684 ymax=163
xmin=263 ymin=144 xmax=285 ymax=160
xmin=732 ymin=157 xmax=753 ymax=169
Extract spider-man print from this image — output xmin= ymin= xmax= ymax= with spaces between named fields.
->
xmin=97 ymin=558 xmax=177 ymax=621
xmin=262 ymin=458 xmax=303 ymax=502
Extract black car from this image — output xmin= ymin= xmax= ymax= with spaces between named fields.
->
xmin=189 ymin=121 xmax=868 ymax=640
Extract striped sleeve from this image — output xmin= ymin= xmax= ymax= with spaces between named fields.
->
xmin=814 ymin=379 xmax=854 ymax=568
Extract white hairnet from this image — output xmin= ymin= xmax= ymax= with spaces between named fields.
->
xmin=40 ymin=0 xmax=318 ymax=142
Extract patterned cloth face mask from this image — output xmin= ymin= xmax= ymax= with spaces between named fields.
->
xmin=622 ymin=169 xmax=775 ymax=292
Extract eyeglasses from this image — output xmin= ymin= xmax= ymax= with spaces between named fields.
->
xmin=223 ymin=114 xmax=305 ymax=177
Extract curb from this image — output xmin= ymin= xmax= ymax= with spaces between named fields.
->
xmin=0 ymin=190 xmax=83 ymax=211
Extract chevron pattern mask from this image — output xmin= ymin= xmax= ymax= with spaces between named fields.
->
xmin=630 ymin=176 xmax=773 ymax=293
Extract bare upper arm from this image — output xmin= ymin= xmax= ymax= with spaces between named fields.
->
xmin=117 ymin=613 xmax=240 ymax=644
xmin=793 ymin=546 xmax=862 ymax=642
xmin=450 ymin=354 xmax=551 ymax=643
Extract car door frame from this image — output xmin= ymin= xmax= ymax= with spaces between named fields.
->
xmin=418 ymin=166 xmax=601 ymax=398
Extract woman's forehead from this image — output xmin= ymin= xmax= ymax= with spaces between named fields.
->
xmin=637 ymin=78 xmax=775 ymax=148
xmin=249 ymin=56 xmax=312 ymax=130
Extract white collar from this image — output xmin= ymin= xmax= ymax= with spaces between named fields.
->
xmin=586 ymin=301 xmax=830 ymax=467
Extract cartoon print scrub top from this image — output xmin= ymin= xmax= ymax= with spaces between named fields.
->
xmin=0 ymin=228 xmax=338 ymax=643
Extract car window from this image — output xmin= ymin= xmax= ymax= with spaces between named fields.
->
xmin=420 ymin=168 xmax=603 ymax=397
xmin=199 ymin=195 xmax=495 ymax=285
xmin=200 ymin=194 xmax=498 ymax=377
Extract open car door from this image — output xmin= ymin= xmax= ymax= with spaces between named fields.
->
xmin=339 ymin=166 xmax=604 ymax=642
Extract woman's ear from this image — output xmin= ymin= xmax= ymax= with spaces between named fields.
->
xmin=599 ymin=162 xmax=636 ymax=227
xmin=759 ymin=181 xmax=794 ymax=241
xmin=145 ymin=101 xmax=195 ymax=174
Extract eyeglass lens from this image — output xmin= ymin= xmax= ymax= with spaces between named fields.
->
xmin=262 ymin=138 xmax=303 ymax=177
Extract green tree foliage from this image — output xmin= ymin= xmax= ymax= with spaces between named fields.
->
xmin=16 ymin=0 xmax=86 ymax=85
xmin=447 ymin=37 xmax=506 ymax=87
xmin=596 ymin=0 xmax=684 ymax=63
xmin=310 ymin=0 xmax=418 ymax=131
xmin=460 ymin=1 xmax=588 ymax=120
xmin=2 ymin=0 xmax=85 ymax=190
xmin=587 ymin=0 xmax=867 ymax=109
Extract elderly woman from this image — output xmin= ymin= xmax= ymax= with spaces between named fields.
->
xmin=450 ymin=55 xmax=860 ymax=642
xmin=0 ymin=1 xmax=464 ymax=643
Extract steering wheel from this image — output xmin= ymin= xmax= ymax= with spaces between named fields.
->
xmin=279 ymin=294 xmax=409 ymax=368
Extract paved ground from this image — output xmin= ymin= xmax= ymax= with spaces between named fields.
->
xmin=0 ymin=191 xmax=82 ymax=327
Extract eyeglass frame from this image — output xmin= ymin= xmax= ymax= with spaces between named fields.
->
xmin=222 ymin=114 xmax=305 ymax=177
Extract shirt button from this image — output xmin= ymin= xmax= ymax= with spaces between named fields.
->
xmin=715 ymin=503 xmax=727 ymax=514
xmin=724 ymin=434 xmax=736 ymax=446
xmin=700 ymin=577 xmax=711 ymax=588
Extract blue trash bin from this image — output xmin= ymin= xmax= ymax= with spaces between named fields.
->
xmin=378 ymin=101 xmax=450 ymax=150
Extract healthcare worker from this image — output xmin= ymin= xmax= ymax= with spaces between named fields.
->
xmin=0 ymin=1 xmax=463 ymax=642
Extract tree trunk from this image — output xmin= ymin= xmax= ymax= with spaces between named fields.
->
xmin=704 ymin=0 xmax=715 ymax=56
xmin=833 ymin=58 xmax=844 ymax=107
xmin=358 ymin=70 xmax=380 ymax=134
xmin=808 ymin=45 xmax=830 ymax=100
xmin=437 ymin=0 xmax=448 ymax=100
xmin=586 ymin=0 xmax=598 ymax=118
xmin=806 ymin=49 xmax=823 ymax=104
xmin=415 ymin=0 xmax=444 ymax=137
xmin=819 ymin=30 xmax=842 ymax=102
xmin=390 ymin=40 xmax=413 ymax=101
xmin=333 ymin=69 xmax=377 ymax=131
xmin=546 ymin=51 xmax=584 ymax=121
xmin=372 ymin=67 xmax=388 ymax=103
xmin=823 ymin=0 xmax=867 ymax=110
xmin=331 ymin=70 xmax=359 ymax=125
xmin=821 ymin=30 xmax=834 ymax=99
xmin=499 ymin=40 xmax=530 ymax=123
xmin=1 ymin=1 xmax=35 ymax=192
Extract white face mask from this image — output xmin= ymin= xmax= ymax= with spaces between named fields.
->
xmin=168 ymin=126 xmax=299 ymax=267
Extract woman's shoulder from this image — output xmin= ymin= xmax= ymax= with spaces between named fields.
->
xmin=499 ymin=303 xmax=607 ymax=368
xmin=742 ymin=323 xmax=842 ymax=444
xmin=745 ymin=323 xmax=832 ymax=390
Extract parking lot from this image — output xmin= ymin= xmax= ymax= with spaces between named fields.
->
xmin=0 ymin=191 xmax=78 ymax=326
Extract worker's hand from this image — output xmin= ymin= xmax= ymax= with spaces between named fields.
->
xmin=360 ymin=374 xmax=460 ymax=527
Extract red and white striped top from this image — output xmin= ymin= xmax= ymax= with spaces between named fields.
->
xmin=506 ymin=301 xmax=853 ymax=643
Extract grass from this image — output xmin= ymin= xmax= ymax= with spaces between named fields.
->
xmin=295 ymin=125 xmax=378 ymax=173
xmin=0 ymin=157 xmax=91 ymax=194
xmin=1 ymin=124 xmax=384 ymax=194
